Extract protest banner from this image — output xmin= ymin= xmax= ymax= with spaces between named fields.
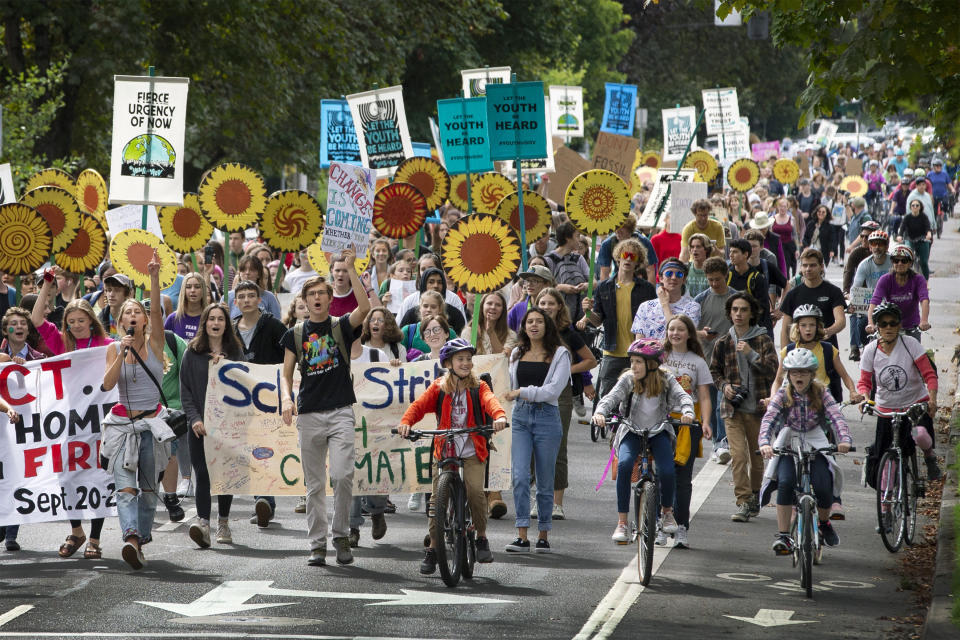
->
xmin=661 ymin=106 xmax=696 ymax=162
xmin=486 ymin=81 xmax=547 ymax=162
xmin=591 ymin=131 xmax=636 ymax=183
xmin=638 ymin=168 xmax=697 ymax=228
xmin=319 ymin=99 xmax=361 ymax=169
xmin=0 ymin=162 xmax=14 ymax=204
xmin=0 ymin=348 xmax=119 ymax=525
xmin=109 ymin=75 xmax=189 ymax=206
xmin=751 ymin=140 xmax=781 ymax=162
xmin=848 ymin=286 xmax=872 ymax=314
xmin=346 ymin=85 xmax=413 ymax=177
xmin=669 ymin=181 xmax=709 ymax=232
xmin=548 ymin=146 xmax=591 ymax=201
xmin=204 ymin=356 xmax=513 ymax=496
xmin=701 ymin=87 xmax=740 ymax=135
xmin=600 ymin=83 xmax=637 ymax=136
xmin=105 ymin=203 xmax=164 ymax=240
xmin=548 ymin=85 xmax=584 ymax=138
xmin=460 ymin=66 xmax=511 ymax=98
xmin=321 ymin=162 xmax=375 ymax=257
xmin=436 ymin=97 xmax=493 ymax=175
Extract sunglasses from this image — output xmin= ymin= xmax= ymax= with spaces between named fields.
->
xmin=620 ymin=252 xmax=639 ymax=261
xmin=891 ymin=257 xmax=911 ymax=264
xmin=877 ymin=320 xmax=900 ymax=329
xmin=661 ymin=270 xmax=685 ymax=279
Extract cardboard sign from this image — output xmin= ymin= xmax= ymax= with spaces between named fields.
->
xmin=751 ymin=141 xmax=781 ymax=162
xmin=460 ymin=66 xmax=511 ymax=98
xmin=321 ymin=162 xmax=375 ymax=257
xmin=592 ymin=131 xmax=636 ymax=183
xmin=600 ymin=83 xmax=637 ymax=136
xmin=661 ymin=106 xmax=696 ymax=161
xmin=105 ymin=203 xmax=164 ymax=239
xmin=846 ymin=157 xmax=863 ymax=176
xmin=0 ymin=162 xmax=14 ymax=204
xmin=486 ymin=81 xmax=547 ymax=162
xmin=346 ymin=85 xmax=413 ymax=177
xmin=548 ymin=146 xmax=592 ymax=201
xmin=848 ymin=286 xmax=872 ymax=314
xmin=638 ymin=168 xmax=697 ymax=228
xmin=319 ymin=99 xmax=361 ymax=169
xmin=548 ymin=85 xmax=584 ymax=138
xmin=109 ymin=75 xmax=189 ymax=206
xmin=701 ymin=87 xmax=740 ymax=135
xmin=669 ymin=181 xmax=709 ymax=231
xmin=436 ymin=97 xmax=493 ymax=175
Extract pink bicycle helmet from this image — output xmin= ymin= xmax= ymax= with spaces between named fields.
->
xmin=628 ymin=338 xmax=665 ymax=363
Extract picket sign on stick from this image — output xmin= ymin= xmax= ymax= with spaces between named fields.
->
xmin=652 ymin=106 xmax=706 ymax=229
xmin=512 ymin=76 xmax=529 ymax=272
xmin=134 ymin=65 xmax=157 ymax=300
xmin=273 ymin=252 xmax=286 ymax=292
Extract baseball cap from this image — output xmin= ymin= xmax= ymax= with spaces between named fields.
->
xmin=104 ymin=273 xmax=131 ymax=288
xmin=517 ymin=265 xmax=555 ymax=284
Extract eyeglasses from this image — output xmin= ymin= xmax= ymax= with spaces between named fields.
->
xmin=661 ymin=270 xmax=685 ymax=279
xmin=877 ymin=320 xmax=900 ymax=328
xmin=423 ymin=326 xmax=446 ymax=337
xmin=891 ymin=257 xmax=911 ymax=264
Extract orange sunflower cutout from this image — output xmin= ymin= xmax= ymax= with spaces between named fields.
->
xmin=495 ymin=190 xmax=551 ymax=243
xmin=198 ymin=163 xmax=267 ymax=232
xmin=448 ymin=174 xmax=474 ymax=211
xmin=110 ymin=228 xmax=178 ymax=290
xmin=471 ymin=172 xmax=514 ymax=214
xmin=20 ymin=186 xmax=81 ymax=254
xmin=727 ymin=158 xmax=760 ymax=192
xmin=159 ymin=193 xmax=215 ymax=254
xmin=0 ymin=203 xmax=52 ymax=276
xmin=839 ymin=175 xmax=869 ymax=198
xmin=394 ymin=157 xmax=450 ymax=211
xmin=641 ymin=151 xmax=661 ymax=169
xmin=773 ymin=158 xmax=800 ymax=185
xmin=75 ymin=169 xmax=109 ymax=223
xmin=24 ymin=168 xmax=75 ymax=193
xmin=684 ymin=150 xmax=719 ymax=182
xmin=261 ymin=190 xmax=324 ymax=253
xmin=55 ymin=214 xmax=107 ymax=274
xmin=372 ymin=182 xmax=428 ymax=239
xmin=564 ymin=170 xmax=631 ymax=237
xmin=441 ymin=214 xmax=522 ymax=294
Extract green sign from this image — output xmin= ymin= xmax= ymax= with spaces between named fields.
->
xmin=486 ymin=81 xmax=546 ymax=162
xmin=436 ymin=97 xmax=493 ymax=175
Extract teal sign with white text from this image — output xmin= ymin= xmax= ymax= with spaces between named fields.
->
xmin=485 ymin=81 xmax=546 ymax=162
xmin=436 ymin=97 xmax=493 ymax=175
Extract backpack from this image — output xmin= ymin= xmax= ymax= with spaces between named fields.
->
xmin=292 ymin=317 xmax=349 ymax=376
xmin=727 ymin=268 xmax=763 ymax=300
xmin=545 ymin=251 xmax=587 ymax=286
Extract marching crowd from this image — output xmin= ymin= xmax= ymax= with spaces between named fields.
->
xmin=0 ymin=140 xmax=955 ymax=572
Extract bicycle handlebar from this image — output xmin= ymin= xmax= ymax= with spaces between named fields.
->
xmin=607 ymin=415 xmax=701 ymax=432
xmin=391 ymin=423 xmax=507 ymax=442
xmin=765 ymin=445 xmax=857 ymax=456
xmin=860 ymin=400 xmax=928 ymax=419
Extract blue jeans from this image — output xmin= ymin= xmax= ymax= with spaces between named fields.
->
xmin=113 ymin=433 xmax=158 ymax=542
xmin=616 ymin=431 xmax=675 ymax=514
xmin=712 ymin=385 xmax=726 ymax=447
xmin=511 ymin=400 xmax=562 ymax=531
xmin=849 ymin=313 xmax=867 ymax=348
xmin=349 ymin=495 xmax=388 ymax=529
xmin=775 ymin=454 xmax=833 ymax=509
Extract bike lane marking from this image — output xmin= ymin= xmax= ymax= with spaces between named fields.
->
xmin=0 ymin=606 xmax=34 ymax=628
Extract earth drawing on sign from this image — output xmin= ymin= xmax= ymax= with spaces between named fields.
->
xmin=121 ymin=134 xmax=176 ymax=179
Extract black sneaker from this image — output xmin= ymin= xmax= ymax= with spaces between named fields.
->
xmin=164 ymin=494 xmax=185 ymax=522
xmin=384 ymin=500 xmax=397 ymax=514
xmin=254 ymin=498 xmax=272 ymax=528
xmin=419 ymin=548 xmax=437 ymax=575
xmin=348 ymin=528 xmax=360 ymax=548
xmin=504 ymin=538 xmax=530 ymax=553
xmin=925 ymin=456 xmax=942 ymax=482
xmin=534 ymin=538 xmax=551 ymax=554
xmin=850 ymin=346 xmax=860 ymax=362
xmin=371 ymin=513 xmax=387 ymax=541
xmin=820 ymin=521 xmax=839 ymax=547
xmin=771 ymin=533 xmax=794 ymax=556
xmin=476 ymin=537 xmax=493 ymax=563
xmin=876 ymin=511 xmax=893 ymax=534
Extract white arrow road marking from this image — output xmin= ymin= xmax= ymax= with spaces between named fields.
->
xmin=0 ymin=606 xmax=33 ymax=628
xmin=725 ymin=609 xmax=816 ymax=627
xmin=139 ymin=580 xmax=515 ymax=617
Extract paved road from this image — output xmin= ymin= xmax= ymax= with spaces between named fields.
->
xmin=2 ymin=228 xmax=957 ymax=640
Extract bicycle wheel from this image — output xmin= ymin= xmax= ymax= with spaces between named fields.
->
xmin=789 ymin=509 xmax=799 ymax=568
xmin=903 ymin=455 xmax=920 ymax=546
xmin=434 ymin=473 xmax=464 ymax=587
xmin=590 ymin=423 xmax=600 ymax=442
xmin=876 ymin=451 xmax=904 ymax=553
xmin=799 ymin=498 xmax=814 ymax=598
xmin=462 ymin=501 xmax=476 ymax=580
xmin=600 ymin=426 xmax=607 ymax=440
xmin=636 ymin=480 xmax=657 ymax=586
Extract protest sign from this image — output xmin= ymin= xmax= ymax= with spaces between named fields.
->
xmin=592 ymin=131 xmax=636 ymax=183
xmin=346 ymin=85 xmax=413 ymax=177
xmin=486 ymin=81 xmax=547 ymax=162
xmin=321 ymin=162 xmax=375 ymax=257
xmin=204 ymin=356 xmax=513 ymax=495
xmin=751 ymin=141 xmax=781 ymax=162
xmin=669 ymin=181 xmax=709 ymax=232
xmin=831 ymin=202 xmax=846 ymax=226
xmin=0 ymin=162 xmax=14 ymax=204
xmin=319 ymin=99 xmax=361 ymax=169
xmin=503 ymin=107 xmax=556 ymax=175
xmin=548 ymin=85 xmax=584 ymax=138
xmin=0 ymin=348 xmax=119 ymax=525
xmin=460 ymin=66 xmax=511 ymax=98
xmin=105 ymin=203 xmax=164 ymax=239
xmin=600 ymin=83 xmax=637 ymax=136
xmin=548 ymin=145 xmax=591 ymax=201
xmin=814 ymin=120 xmax=838 ymax=147
xmin=436 ymin=97 xmax=493 ymax=175
xmin=701 ymin=87 xmax=740 ymax=135
xmin=846 ymin=157 xmax=863 ymax=176
xmin=848 ymin=286 xmax=872 ymax=314
xmin=661 ymin=106 xmax=696 ymax=161
xmin=717 ymin=124 xmax=751 ymax=162
xmin=386 ymin=278 xmax=417 ymax=314
xmin=638 ymin=168 xmax=696 ymax=228
xmin=428 ymin=117 xmax=445 ymax=166
xmin=109 ymin=75 xmax=189 ymax=206
xmin=412 ymin=142 xmax=432 ymax=158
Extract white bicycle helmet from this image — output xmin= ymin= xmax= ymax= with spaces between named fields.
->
xmin=792 ymin=304 xmax=822 ymax=321
xmin=783 ymin=348 xmax=819 ymax=371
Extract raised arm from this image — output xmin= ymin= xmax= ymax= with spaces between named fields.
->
xmin=147 ymin=250 xmax=165 ymax=358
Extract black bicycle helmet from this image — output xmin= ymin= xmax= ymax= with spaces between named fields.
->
xmin=871 ymin=300 xmax=901 ymax=325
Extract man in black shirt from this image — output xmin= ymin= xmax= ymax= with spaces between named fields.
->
xmin=778 ymin=248 xmax=846 ymax=348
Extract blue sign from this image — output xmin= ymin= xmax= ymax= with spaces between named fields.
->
xmin=319 ymin=99 xmax=360 ymax=169
xmin=411 ymin=142 xmax=432 ymax=158
xmin=485 ymin=81 xmax=547 ymax=162
xmin=600 ymin=83 xmax=637 ymax=136
xmin=436 ymin=97 xmax=493 ymax=175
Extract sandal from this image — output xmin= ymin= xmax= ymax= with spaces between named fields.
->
xmin=58 ymin=534 xmax=86 ymax=558
xmin=83 ymin=541 xmax=102 ymax=559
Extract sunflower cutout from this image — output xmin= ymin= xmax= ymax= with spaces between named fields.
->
xmin=306 ymin=241 xmax=369 ymax=277
xmin=495 ymin=190 xmax=551 ymax=243
xmin=372 ymin=182 xmax=428 ymax=239
xmin=641 ymin=151 xmax=661 ymax=169
xmin=261 ymin=190 xmax=324 ymax=253
xmin=839 ymin=175 xmax=869 ymax=198
xmin=564 ymin=170 xmax=631 ymax=237
xmin=24 ymin=168 xmax=76 ymax=193
xmin=727 ymin=158 xmax=760 ymax=192
xmin=448 ymin=174 xmax=474 ymax=211
xmin=394 ymin=157 xmax=450 ymax=211
xmin=0 ymin=203 xmax=52 ymax=276
xmin=471 ymin=172 xmax=514 ymax=214
xmin=20 ymin=186 xmax=81 ymax=254
xmin=159 ymin=193 xmax=215 ymax=254
xmin=75 ymin=169 xmax=109 ymax=222
xmin=684 ymin=150 xmax=718 ymax=182
xmin=632 ymin=166 xmax=658 ymax=195
xmin=197 ymin=162 xmax=267 ymax=232
xmin=55 ymin=214 xmax=107 ymax=274
xmin=109 ymin=228 xmax=178 ymax=289
xmin=773 ymin=158 xmax=800 ymax=185
xmin=442 ymin=213 xmax=522 ymax=294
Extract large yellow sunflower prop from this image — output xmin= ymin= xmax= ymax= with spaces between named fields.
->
xmin=839 ymin=175 xmax=869 ymax=198
xmin=20 ymin=186 xmax=81 ymax=254
xmin=159 ymin=193 xmax=215 ymax=254
xmin=372 ymin=182 xmax=428 ymax=239
xmin=773 ymin=158 xmax=800 ymax=185
xmin=55 ymin=214 xmax=107 ymax=274
xmin=727 ymin=158 xmax=760 ymax=192
xmin=471 ymin=172 xmax=514 ymax=214
xmin=75 ymin=169 xmax=109 ymax=223
xmin=24 ymin=168 xmax=75 ymax=193
xmin=564 ymin=170 xmax=631 ymax=237
xmin=394 ymin=157 xmax=450 ymax=211
xmin=684 ymin=150 xmax=719 ymax=182
xmin=641 ymin=151 xmax=661 ymax=169
xmin=109 ymin=228 xmax=178 ymax=289
xmin=448 ymin=174 xmax=474 ymax=211
xmin=442 ymin=213 xmax=522 ymax=294
xmin=198 ymin=163 xmax=267 ymax=232
xmin=261 ymin=190 xmax=324 ymax=253
xmin=0 ymin=203 xmax=52 ymax=276
xmin=495 ymin=190 xmax=551 ymax=242
xmin=306 ymin=241 xmax=369 ymax=277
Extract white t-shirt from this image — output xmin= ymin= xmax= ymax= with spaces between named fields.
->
xmin=661 ymin=350 xmax=713 ymax=403
xmin=449 ymin=389 xmax=476 ymax=458
xmin=861 ymin=335 xmax=929 ymax=409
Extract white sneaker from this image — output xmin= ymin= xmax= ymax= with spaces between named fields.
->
xmin=216 ymin=519 xmax=233 ymax=544
xmin=407 ymin=493 xmax=423 ymax=512
xmin=674 ymin=525 xmax=689 ymax=548
xmin=716 ymin=448 xmax=731 ymax=465
xmin=710 ymin=450 xmax=718 ymax=463
xmin=660 ymin=511 xmax=679 ymax=534
xmin=611 ymin=523 xmax=630 ymax=543
xmin=189 ymin=521 xmax=211 ymax=548
xmin=574 ymin=398 xmax=586 ymax=418
xmin=655 ymin=528 xmax=669 ymax=546
xmin=552 ymin=504 xmax=565 ymax=520
xmin=530 ymin=501 xmax=538 ymax=520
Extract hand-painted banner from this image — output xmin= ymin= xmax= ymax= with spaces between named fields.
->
xmin=548 ymin=85 xmax=584 ymax=138
xmin=460 ymin=66 xmax=511 ymax=99
xmin=346 ymin=85 xmax=413 ymax=177
xmin=661 ymin=106 xmax=696 ymax=161
xmin=486 ymin=81 xmax=547 ymax=162
xmin=321 ymin=162 xmax=375 ymax=257
xmin=701 ymin=87 xmax=740 ymax=135
xmin=204 ymin=355 xmax=514 ymax=496
xmin=437 ymin=97 xmax=493 ymax=175
xmin=319 ymin=99 xmax=361 ymax=169
xmin=600 ymin=83 xmax=637 ymax=136
xmin=751 ymin=141 xmax=781 ymax=162
xmin=0 ymin=348 xmax=119 ymax=525
xmin=109 ymin=75 xmax=189 ymax=206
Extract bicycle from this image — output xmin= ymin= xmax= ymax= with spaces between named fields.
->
xmin=578 ymin=324 xmax=607 ymax=442
xmin=392 ymin=423 xmax=502 ymax=587
xmin=607 ymin=414 xmax=699 ymax=586
xmin=861 ymin=400 xmax=927 ymax=553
